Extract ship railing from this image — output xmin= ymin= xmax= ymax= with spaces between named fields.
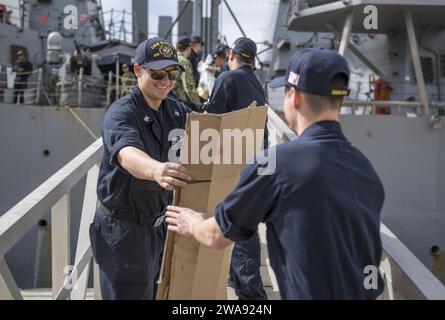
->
xmin=0 ymin=64 xmax=132 ymax=108
xmin=0 ymin=65 xmax=43 ymax=105
xmin=342 ymin=100 xmax=445 ymax=116
xmin=56 ymin=67 xmax=108 ymax=108
xmin=102 ymin=9 xmax=134 ymax=42
xmin=0 ymin=139 xmax=103 ymax=300
xmin=55 ymin=67 xmax=131 ymax=108
xmin=267 ymin=107 xmax=445 ymax=300
xmin=267 ymin=85 xmax=445 ymax=117
xmin=1 ymin=109 xmax=445 ymax=299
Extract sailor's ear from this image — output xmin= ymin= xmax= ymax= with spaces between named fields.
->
xmin=228 ymin=49 xmax=235 ymax=61
xmin=289 ymin=87 xmax=301 ymax=109
xmin=133 ymin=64 xmax=142 ymax=77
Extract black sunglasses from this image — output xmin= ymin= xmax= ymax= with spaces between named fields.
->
xmin=142 ymin=66 xmax=181 ymax=81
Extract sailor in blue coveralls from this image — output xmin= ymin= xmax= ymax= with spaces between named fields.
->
xmin=166 ymin=49 xmax=385 ymax=299
xmin=90 ymin=37 xmax=192 ymax=300
xmin=204 ymin=37 xmax=268 ymax=300
xmin=13 ymin=50 xmax=33 ymax=104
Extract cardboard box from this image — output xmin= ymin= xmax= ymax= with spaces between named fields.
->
xmin=157 ymin=104 xmax=268 ymax=300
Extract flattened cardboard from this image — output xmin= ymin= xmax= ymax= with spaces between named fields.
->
xmin=179 ymin=104 xmax=268 ymax=181
xmin=157 ymin=104 xmax=268 ymax=300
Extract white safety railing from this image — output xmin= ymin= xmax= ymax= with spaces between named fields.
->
xmin=0 ymin=65 xmax=43 ymax=105
xmin=0 ymin=63 xmax=134 ymax=108
xmin=342 ymin=100 xmax=445 ymax=116
xmin=57 ymin=67 xmax=108 ymax=108
xmin=267 ymin=85 xmax=445 ymax=117
xmin=55 ymin=68 xmax=129 ymax=108
xmin=0 ymin=139 xmax=103 ymax=300
xmin=267 ymin=107 xmax=445 ymax=300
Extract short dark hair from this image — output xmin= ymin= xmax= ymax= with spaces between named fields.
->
xmin=234 ymin=53 xmax=254 ymax=65
xmin=176 ymin=43 xmax=190 ymax=52
xmin=286 ymin=73 xmax=348 ymax=114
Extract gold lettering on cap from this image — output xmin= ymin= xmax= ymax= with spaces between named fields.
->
xmin=331 ymin=89 xmax=349 ymax=96
xmin=159 ymin=44 xmax=174 ymax=57
xmin=150 ymin=41 xmax=176 ymax=58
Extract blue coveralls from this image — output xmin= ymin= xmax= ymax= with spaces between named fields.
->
xmin=90 ymin=86 xmax=190 ymax=300
xmin=205 ymin=64 xmax=268 ymax=300
xmin=215 ymin=121 xmax=386 ymax=299
xmin=13 ymin=59 xmax=32 ymax=104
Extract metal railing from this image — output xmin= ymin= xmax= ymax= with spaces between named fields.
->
xmin=0 ymin=65 xmax=43 ymax=105
xmin=57 ymin=70 xmax=109 ymax=108
xmin=342 ymin=100 xmax=445 ymax=116
xmin=267 ymin=86 xmax=445 ymax=117
xmin=46 ymin=67 xmax=131 ymax=108
xmin=0 ymin=64 xmax=123 ymax=108
xmin=0 ymin=139 xmax=103 ymax=300
xmin=1 ymin=109 xmax=445 ymax=299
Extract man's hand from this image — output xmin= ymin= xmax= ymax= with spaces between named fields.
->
xmin=117 ymin=147 xmax=191 ymax=190
xmin=166 ymin=205 xmax=205 ymax=237
xmin=153 ymin=163 xmax=192 ymax=191
xmin=166 ymin=205 xmax=232 ymax=249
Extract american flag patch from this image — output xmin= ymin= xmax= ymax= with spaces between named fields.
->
xmin=288 ymin=71 xmax=300 ymax=85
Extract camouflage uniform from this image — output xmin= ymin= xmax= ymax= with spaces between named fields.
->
xmin=173 ymin=53 xmax=200 ymax=105
xmin=120 ymin=72 xmax=136 ymax=97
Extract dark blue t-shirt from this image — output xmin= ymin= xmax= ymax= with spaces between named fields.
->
xmin=204 ymin=65 xmax=266 ymax=114
xmin=215 ymin=121 xmax=385 ymax=299
xmin=204 ymin=64 xmax=268 ymax=149
xmin=97 ymin=86 xmax=191 ymax=219
xmin=15 ymin=60 xmax=33 ymax=82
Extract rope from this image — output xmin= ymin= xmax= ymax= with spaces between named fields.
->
xmin=0 ymin=88 xmax=39 ymax=93
xmin=0 ymin=80 xmax=39 ymax=85
xmin=40 ymin=86 xmax=54 ymax=107
xmin=65 ymin=107 xmax=99 ymax=140
xmin=0 ymin=66 xmax=40 ymax=75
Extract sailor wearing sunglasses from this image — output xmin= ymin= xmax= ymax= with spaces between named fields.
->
xmin=91 ymin=37 xmax=192 ymax=300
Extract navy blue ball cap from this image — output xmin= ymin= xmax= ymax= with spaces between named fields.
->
xmin=177 ymin=36 xmax=192 ymax=49
xmin=218 ymin=44 xmax=230 ymax=52
xmin=269 ymin=48 xmax=350 ymax=96
xmin=134 ymin=37 xmax=184 ymax=71
xmin=231 ymin=37 xmax=257 ymax=60
xmin=191 ymin=35 xmax=204 ymax=44
xmin=212 ymin=48 xmax=226 ymax=59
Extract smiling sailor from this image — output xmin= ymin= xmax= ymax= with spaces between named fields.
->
xmin=90 ymin=37 xmax=192 ymax=300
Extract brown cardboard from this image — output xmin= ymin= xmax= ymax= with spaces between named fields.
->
xmin=179 ymin=104 xmax=267 ymax=181
xmin=157 ymin=104 xmax=268 ymax=300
